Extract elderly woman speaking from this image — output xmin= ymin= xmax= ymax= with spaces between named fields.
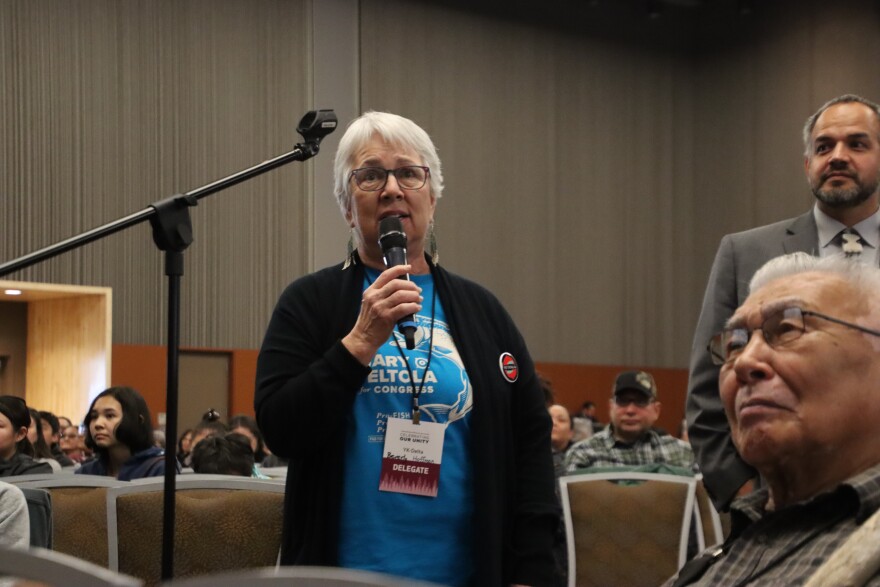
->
xmin=255 ymin=111 xmax=558 ymax=587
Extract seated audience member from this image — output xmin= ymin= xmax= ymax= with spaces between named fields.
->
xmin=153 ymin=429 xmax=166 ymax=449
xmin=190 ymin=433 xmax=254 ymax=477
xmin=666 ymin=253 xmax=880 ymax=586
xmin=228 ymin=414 xmax=269 ymax=463
xmin=59 ymin=424 xmax=88 ymax=464
xmin=0 ymin=480 xmax=30 ymax=547
xmin=575 ymin=400 xmax=605 ymax=434
xmin=565 ymin=370 xmax=694 ymax=472
xmin=39 ymin=410 xmax=75 ymax=467
xmin=0 ymin=396 xmax=53 ymax=476
xmin=77 ymin=386 xmax=172 ymax=480
xmin=185 ymin=409 xmax=228 ymax=466
xmin=548 ymin=403 xmax=575 ymax=587
xmin=27 ymin=408 xmax=61 ymax=471
xmin=177 ymin=428 xmax=194 ymax=465
xmin=548 ymin=404 xmax=575 ymax=479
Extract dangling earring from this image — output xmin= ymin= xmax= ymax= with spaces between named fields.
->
xmin=343 ymin=228 xmax=357 ymax=270
xmin=428 ymin=221 xmax=439 ymax=266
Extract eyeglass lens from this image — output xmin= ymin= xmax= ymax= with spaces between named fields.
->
xmin=353 ymin=166 xmax=427 ymax=191
xmin=711 ymin=307 xmax=805 ymax=364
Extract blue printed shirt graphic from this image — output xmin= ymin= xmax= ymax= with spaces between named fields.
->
xmin=338 ymin=270 xmax=474 ymax=586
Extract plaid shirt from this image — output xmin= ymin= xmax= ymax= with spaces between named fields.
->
xmin=563 ymin=426 xmax=694 ymax=473
xmin=665 ymin=462 xmax=880 ymax=586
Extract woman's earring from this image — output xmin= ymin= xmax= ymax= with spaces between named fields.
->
xmin=343 ymin=228 xmax=357 ymax=270
xmin=428 ymin=221 xmax=439 ymax=266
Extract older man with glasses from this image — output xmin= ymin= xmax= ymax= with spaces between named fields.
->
xmin=564 ymin=370 xmax=694 ymax=473
xmin=688 ymin=94 xmax=880 ymax=512
xmin=666 ymin=252 xmax=880 ymax=586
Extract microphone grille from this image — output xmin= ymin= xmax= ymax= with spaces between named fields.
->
xmin=378 ymin=215 xmax=403 ymax=236
xmin=378 ymin=216 xmax=407 ymax=250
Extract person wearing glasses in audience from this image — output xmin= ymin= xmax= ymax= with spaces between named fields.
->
xmin=59 ymin=423 xmax=88 ymax=464
xmin=565 ymin=370 xmax=694 ymax=473
xmin=688 ymin=94 xmax=880 ymax=512
xmin=256 ymin=111 xmax=558 ymax=587
xmin=667 ymin=253 xmax=880 ymax=586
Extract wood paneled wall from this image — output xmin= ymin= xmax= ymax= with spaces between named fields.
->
xmin=0 ymin=302 xmax=28 ymax=397
xmin=26 ymin=292 xmax=112 ymax=423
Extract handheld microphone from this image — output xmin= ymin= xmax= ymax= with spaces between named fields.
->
xmin=378 ymin=216 xmax=417 ymax=350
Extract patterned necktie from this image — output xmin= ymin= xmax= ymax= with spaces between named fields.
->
xmin=840 ymin=228 xmax=864 ymax=257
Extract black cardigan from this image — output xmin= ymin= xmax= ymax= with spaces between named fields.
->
xmin=256 ymin=255 xmax=558 ymax=586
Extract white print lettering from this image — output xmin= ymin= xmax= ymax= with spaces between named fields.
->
xmin=370 ymin=385 xmax=435 ymax=395
xmin=366 ymin=369 xmax=438 ymax=384
xmin=391 ymin=463 xmax=430 ymax=475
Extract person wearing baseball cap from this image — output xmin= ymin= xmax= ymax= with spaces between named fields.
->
xmin=564 ymin=370 xmax=694 ymax=472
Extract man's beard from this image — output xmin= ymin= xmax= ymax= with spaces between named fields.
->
xmin=812 ymin=173 xmax=880 ymax=209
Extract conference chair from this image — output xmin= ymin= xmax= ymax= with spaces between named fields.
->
xmin=107 ymin=475 xmax=285 ymax=585
xmin=19 ymin=486 xmax=53 ymax=548
xmin=559 ymin=471 xmax=698 ymax=587
xmin=0 ymin=545 xmax=143 ymax=587
xmin=16 ymin=474 xmax=130 ymax=567
xmin=694 ymin=476 xmax=725 ymax=548
xmin=161 ymin=566 xmax=444 ymax=587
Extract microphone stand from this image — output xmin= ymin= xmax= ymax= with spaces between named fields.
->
xmin=0 ymin=109 xmax=338 ymax=581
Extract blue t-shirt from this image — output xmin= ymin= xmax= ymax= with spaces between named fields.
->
xmin=338 ymin=270 xmax=474 ymax=586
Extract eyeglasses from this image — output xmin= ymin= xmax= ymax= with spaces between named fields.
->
xmin=612 ymin=396 xmax=654 ymax=408
xmin=708 ymin=306 xmax=880 ymax=366
xmin=350 ymin=166 xmax=429 ymax=191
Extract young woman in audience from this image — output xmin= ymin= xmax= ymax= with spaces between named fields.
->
xmin=0 ymin=396 xmax=53 ymax=476
xmin=27 ymin=408 xmax=61 ymax=471
xmin=77 ymin=386 xmax=171 ymax=480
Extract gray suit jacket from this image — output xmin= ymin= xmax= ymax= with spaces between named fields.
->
xmin=686 ymin=210 xmax=818 ymax=510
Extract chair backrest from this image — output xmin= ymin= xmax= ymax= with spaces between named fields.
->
xmin=20 ymin=486 xmax=53 ymax=548
xmin=559 ymin=471 xmax=697 ymax=587
xmin=4 ymin=472 xmax=69 ymax=485
xmin=107 ymin=475 xmax=285 ymax=585
xmin=160 ymin=565 xmax=443 ymax=587
xmin=694 ymin=478 xmax=724 ymax=548
xmin=0 ymin=545 xmax=143 ymax=587
xmin=16 ymin=474 xmax=131 ymax=568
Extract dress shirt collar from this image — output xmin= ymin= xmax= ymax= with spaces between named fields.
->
xmin=813 ymin=202 xmax=880 ymax=256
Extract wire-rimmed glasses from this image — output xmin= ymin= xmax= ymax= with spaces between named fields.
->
xmin=708 ymin=306 xmax=880 ymax=366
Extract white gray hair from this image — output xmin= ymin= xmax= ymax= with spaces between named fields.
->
xmin=332 ymin=111 xmax=444 ymax=217
xmin=750 ymin=252 xmax=880 ymax=310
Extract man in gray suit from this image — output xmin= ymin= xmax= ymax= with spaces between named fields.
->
xmin=687 ymin=93 xmax=880 ymax=510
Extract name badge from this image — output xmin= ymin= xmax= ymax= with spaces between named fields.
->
xmin=379 ymin=417 xmax=445 ymax=497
